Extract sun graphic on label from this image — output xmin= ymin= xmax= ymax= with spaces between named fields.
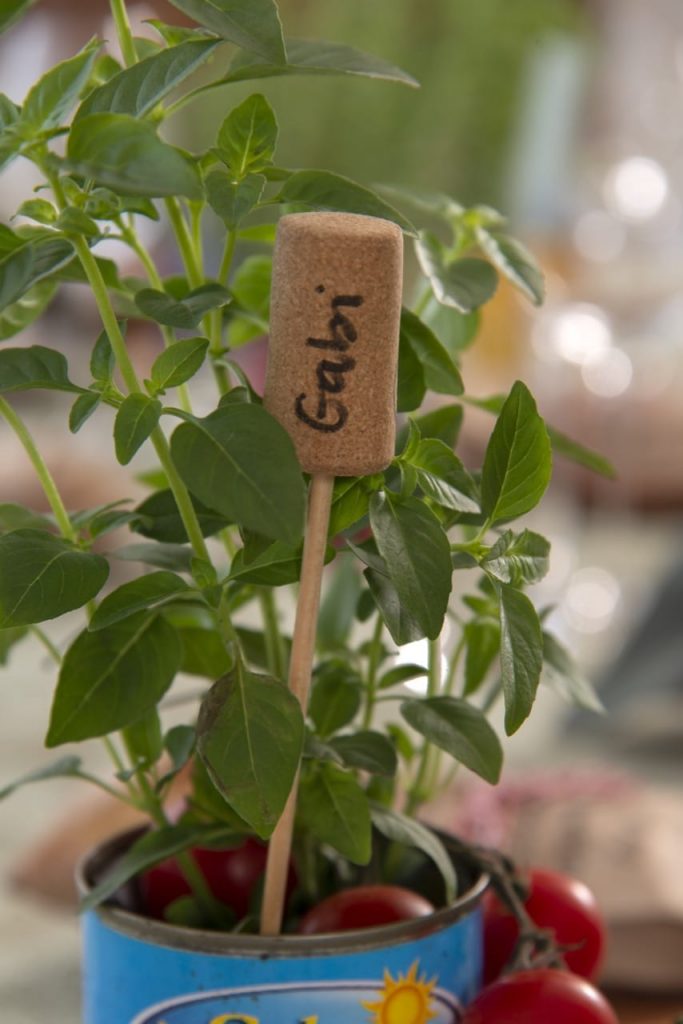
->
xmin=362 ymin=962 xmax=439 ymax=1024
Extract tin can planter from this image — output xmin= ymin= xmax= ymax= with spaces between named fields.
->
xmin=78 ymin=830 xmax=488 ymax=1024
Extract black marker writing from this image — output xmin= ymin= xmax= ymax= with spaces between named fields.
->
xmin=295 ymin=292 xmax=363 ymax=433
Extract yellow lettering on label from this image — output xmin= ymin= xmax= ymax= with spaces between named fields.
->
xmin=209 ymin=1016 xmax=259 ymax=1024
xmin=301 ymin=1017 xmax=319 ymax=1023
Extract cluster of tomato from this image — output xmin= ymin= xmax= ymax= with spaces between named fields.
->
xmin=142 ymin=844 xmax=617 ymax=1023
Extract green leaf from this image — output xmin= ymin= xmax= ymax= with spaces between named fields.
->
xmin=542 ymin=631 xmax=603 ymax=712
xmin=0 ymin=755 xmax=82 ymax=801
xmin=89 ymin=571 xmax=190 ymax=631
xmin=546 ymin=425 xmax=616 ymax=480
xmin=370 ymin=492 xmax=451 ymax=641
xmin=136 ymin=284 xmax=230 ymax=329
xmin=46 ymin=613 xmax=181 ymax=746
xmin=309 ymin=664 xmax=361 ymax=738
xmin=122 ymin=708 xmax=163 ymax=767
xmin=498 ymin=584 xmax=543 ymax=735
xmin=0 ymin=503 xmax=52 ymax=533
xmin=216 ymin=93 xmax=278 ymax=177
xmin=80 ymin=822 xmax=240 ymax=912
xmin=409 ymin=438 xmax=480 ymax=514
xmin=90 ymin=324 xmax=118 ymax=382
xmin=370 ymin=805 xmax=456 ymax=903
xmin=178 ymin=624 xmax=233 ymax=678
xmin=206 ymin=171 xmax=265 ymax=229
xmin=276 ymin=171 xmax=416 ymax=235
xmin=0 ymin=530 xmax=108 ymax=627
xmin=298 ymin=763 xmax=371 ymax=865
xmin=0 ymin=235 xmax=74 ymax=312
xmin=132 ymin=488 xmax=229 ymax=544
xmin=115 ymin=541 xmax=193 ymax=573
xmin=0 ymin=280 xmax=57 ymax=341
xmin=67 ymin=113 xmax=202 ymax=199
xmin=400 ymin=309 xmax=463 ymax=396
xmin=378 ymin=663 xmax=428 ymax=690
xmin=164 ymin=724 xmax=196 ymax=773
xmin=167 ymin=0 xmax=286 ymax=63
xmin=75 ymin=39 xmax=220 ymax=120
xmin=228 ymin=539 xmax=310 ymax=587
xmin=328 ymin=477 xmax=372 ymax=537
xmin=481 ymin=381 xmax=552 ymax=525
xmin=197 ymin=662 xmax=304 ymax=838
xmin=329 ymin=731 xmax=397 ymax=776
xmin=170 ymin=404 xmax=305 ymax=545
xmin=16 ymin=198 xmax=57 ymax=225
xmin=317 ymin=553 xmax=362 ymax=652
xmin=150 ymin=337 xmax=209 ymax=390
xmin=19 ymin=40 xmax=99 ymax=132
xmin=463 ymin=620 xmax=500 ymax=696
xmin=483 ymin=529 xmax=550 ymax=585
xmin=401 ymin=696 xmax=503 ymax=784
xmin=396 ymin=405 xmax=463 ymax=454
xmin=416 ymin=234 xmax=497 ymax=312
xmin=0 ymin=0 xmax=36 ymax=34
xmin=364 ymin=567 xmax=423 ymax=647
xmin=220 ymin=37 xmax=418 ymax=88
xmin=396 ymin=328 xmax=425 ymax=413
xmin=230 ymin=253 xmax=271 ymax=317
xmin=477 ymin=229 xmax=544 ymax=306
xmin=114 ymin=393 xmax=162 ymax=465
xmin=0 ymin=345 xmax=81 ymax=393
xmin=69 ymin=391 xmax=101 ymax=433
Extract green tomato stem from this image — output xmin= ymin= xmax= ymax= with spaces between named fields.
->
xmin=109 ymin=0 xmax=138 ymax=68
xmin=0 ymin=396 xmax=77 ymax=543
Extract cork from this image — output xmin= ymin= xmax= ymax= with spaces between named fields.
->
xmin=264 ymin=212 xmax=403 ymax=477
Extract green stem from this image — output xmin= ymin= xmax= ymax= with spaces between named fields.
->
xmin=445 ymin=633 xmax=466 ymax=695
xmin=31 ymin=626 xmax=62 ymax=664
xmin=165 ymin=198 xmax=203 ymax=288
xmin=109 ymin=0 xmax=138 ymax=68
xmin=0 ymin=396 xmax=77 ymax=543
xmin=362 ymin=614 xmax=385 ymax=729
xmin=258 ymin=589 xmax=286 ymax=680
xmin=71 ymin=237 xmax=210 ymax=564
xmin=405 ymin=637 xmax=441 ymax=815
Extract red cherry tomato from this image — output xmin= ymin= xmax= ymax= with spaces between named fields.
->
xmin=141 ymin=838 xmax=271 ymax=920
xmin=462 ymin=969 xmax=618 ymax=1024
xmin=297 ymin=884 xmax=434 ymax=935
xmin=483 ymin=868 xmax=606 ymax=983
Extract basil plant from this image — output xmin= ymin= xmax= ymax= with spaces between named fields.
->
xmin=0 ymin=0 xmax=608 ymax=927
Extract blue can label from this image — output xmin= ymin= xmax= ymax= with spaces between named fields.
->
xmin=132 ymin=969 xmax=462 ymax=1024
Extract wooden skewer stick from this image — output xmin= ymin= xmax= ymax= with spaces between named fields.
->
xmin=260 ymin=211 xmax=403 ymax=935
xmin=259 ymin=472 xmax=334 ymax=936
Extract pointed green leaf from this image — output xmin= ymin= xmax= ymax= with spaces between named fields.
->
xmin=206 ymin=171 xmax=265 ymax=229
xmin=400 ymin=309 xmax=463 ymax=396
xmin=20 ymin=40 xmax=99 ymax=132
xmin=0 ymin=235 xmax=74 ymax=312
xmin=75 ymin=39 xmax=220 ymax=120
xmin=228 ymin=539 xmax=307 ymax=587
xmin=463 ymin=619 xmax=500 ymax=696
xmin=46 ymin=613 xmax=181 ymax=746
xmin=409 ymin=438 xmax=480 ymax=514
xmin=378 ymin=663 xmax=428 ymax=690
xmin=328 ymin=477 xmax=371 ymax=538
xmin=135 ymin=284 xmax=230 ymax=329
xmin=276 ymin=171 xmax=416 ymax=235
xmin=0 ymin=503 xmax=52 ymax=533
xmin=122 ymin=707 xmax=163 ymax=767
xmin=0 ymin=0 xmax=36 ymax=34
xmin=69 ymin=391 xmax=101 ymax=433
xmin=364 ymin=566 xmax=423 ymax=646
xmin=197 ymin=662 xmax=304 ymax=838
xmin=329 ymin=731 xmax=397 ymax=776
xmin=483 ymin=529 xmax=550 ymax=585
xmin=0 ymin=280 xmax=57 ymax=341
xmin=167 ymin=0 xmax=286 ymax=64
xmin=170 ymin=404 xmax=305 ymax=545
xmin=89 ymin=571 xmax=190 ymax=631
xmin=67 ymin=113 xmax=202 ymax=199
xmin=0 ymin=755 xmax=82 ymax=801
xmin=298 ymin=763 xmax=371 ymax=865
xmin=481 ymin=381 xmax=552 ymax=525
xmin=151 ymin=337 xmax=209 ymax=390
xmin=309 ymin=664 xmax=362 ymax=738
xmin=401 ymin=696 xmax=503 ymax=784
xmin=370 ymin=492 xmax=452 ymax=641
xmin=0 ymin=529 xmax=108 ymax=627
xmin=0 ymin=345 xmax=82 ymax=393
xmin=547 ymin=424 xmax=616 ymax=480
xmin=397 ymin=327 xmax=426 ymax=412
xmin=216 ymin=93 xmax=278 ymax=177
xmin=89 ymin=324 xmax=118 ymax=382
xmin=477 ymin=229 xmax=544 ymax=306
xmin=317 ymin=552 xmax=362 ymax=652
xmin=542 ymin=631 xmax=603 ymax=713
xmin=114 ymin=393 xmax=162 ymax=465
xmin=499 ymin=584 xmax=543 ymax=735
xmin=16 ymin=198 xmax=57 ymax=224
xmin=132 ymin=488 xmax=229 ymax=544
xmin=416 ymin=233 xmax=497 ymax=312
xmin=370 ymin=805 xmax=456 ymax=903
xmin=115 ymin=541 xmax=193 ymax=573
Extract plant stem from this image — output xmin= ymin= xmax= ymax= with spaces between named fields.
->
xmin=0 ymin=397 xmax=77 ymax=543
xmin=165 ymin=198 xmax=203 ymax=288
xmin=109 ymin=0 xmax=138 ymax=68
xmin=71 ymin=237 xmax=211 ymax=565
xmin=30 ymin=626 xmax=62 ymax=664
xmin=405 ymin=637 xmax=441 ymax=815
xmin=362 ymin=613 xmax=385 ymax=728
xmin=258 ymin=588 xmax=286 ymax=680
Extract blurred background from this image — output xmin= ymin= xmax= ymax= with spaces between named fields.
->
xmin=0 ymin=0 xmax=682 ymax=1020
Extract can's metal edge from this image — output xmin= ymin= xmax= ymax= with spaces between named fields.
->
xmin=76 ymin=826 xmax=488 ymax=958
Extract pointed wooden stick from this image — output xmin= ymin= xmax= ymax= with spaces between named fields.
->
xmin=259 ymin=472 xmax=334 ymax=936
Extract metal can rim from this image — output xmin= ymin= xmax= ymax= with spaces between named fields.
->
xmin=77 ymin=826 xmax=489 ymax=958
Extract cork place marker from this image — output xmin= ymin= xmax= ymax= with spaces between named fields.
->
xmin=260 ymin=212 xmax=403 ymax=936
